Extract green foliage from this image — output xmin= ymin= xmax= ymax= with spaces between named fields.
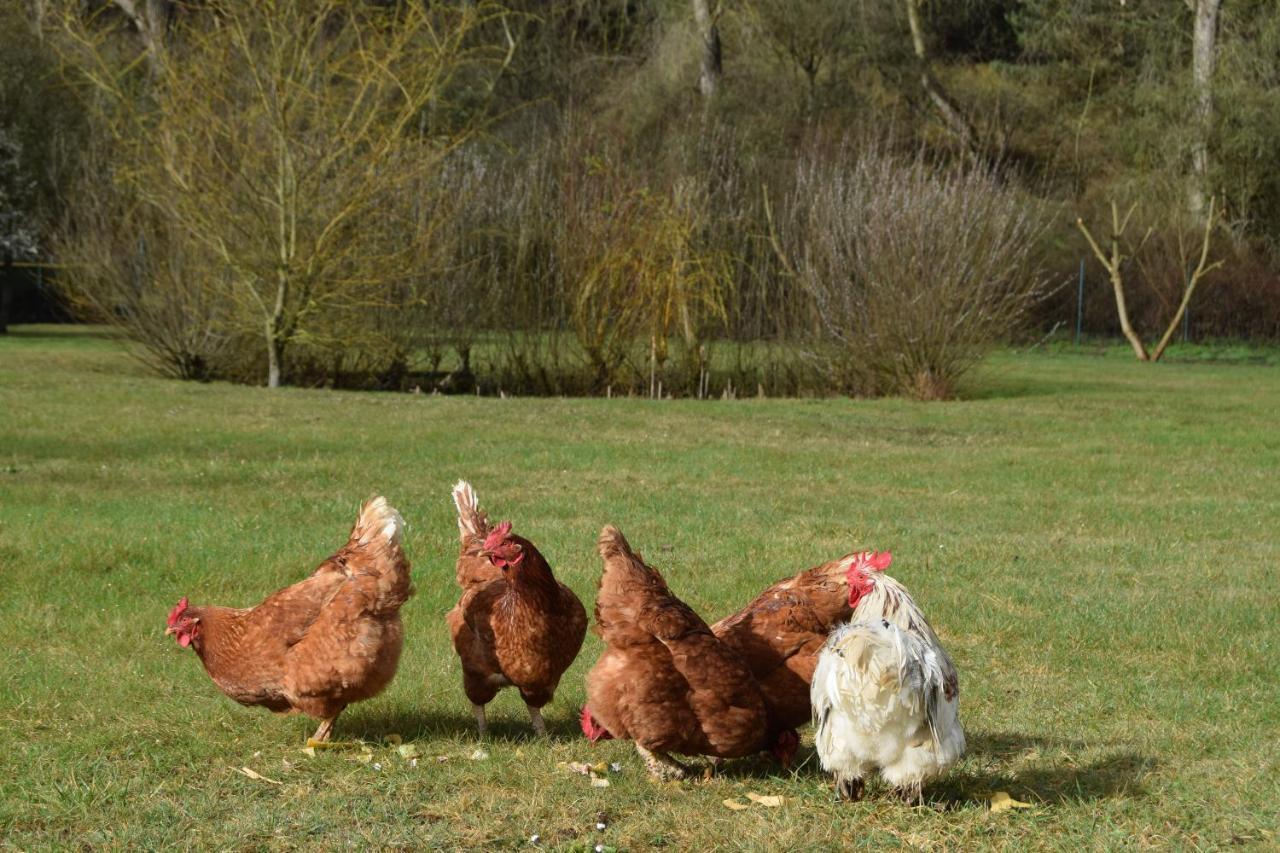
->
xmin=8 ymin=0 xmax=1279 ymax=391
xmin=0 ymin=4 xmax=85 ymax=249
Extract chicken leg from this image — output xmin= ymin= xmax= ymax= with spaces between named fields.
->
xmin=527 ymin=706 xmax=547 ymax=737
xmin=895 ymin=785 xmax=924 ymax=806
xmin=836 ymin=777 xmax=865 ymax=802
xmin=311 ymin=715 xmax=339 ymax=743
xmin=636 ymin=745 xmax=690 ymax=781
xmin=472 ymin=703 xmax=489 ymax=737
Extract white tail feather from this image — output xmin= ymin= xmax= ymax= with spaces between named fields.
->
xmin=355 ymin=496 xmax=404 ymax=547
xmin=452 ymin=479 xmax=489 ymax=542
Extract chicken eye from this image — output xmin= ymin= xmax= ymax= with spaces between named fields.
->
xmin=881 ymin=619 xmax=890 ymax=629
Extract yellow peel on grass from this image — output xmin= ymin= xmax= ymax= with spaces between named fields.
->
xmin=746 ymin=792 xmax=784 ymax=807
xmin=238 ymin=767 xmax=282 ymax=785
xmin=990 ymin=791 xmax=1034 ymax=813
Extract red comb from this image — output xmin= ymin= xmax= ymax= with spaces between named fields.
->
xmin=851 ymin=551 xmax=892 ymax=573
xmin=483 ymin=521 xmax=513 ymax=552
xmin=167 ymin=597 xmax=189 ymax=627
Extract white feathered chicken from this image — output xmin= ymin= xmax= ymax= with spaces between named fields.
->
xmin=810 ymin=551 xmax=964 ymax=802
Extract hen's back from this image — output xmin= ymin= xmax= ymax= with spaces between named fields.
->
xmin=280 ymin=497 xmax=413 ymax=711
xmin=590 ymin=526 xmax=768 ymax=758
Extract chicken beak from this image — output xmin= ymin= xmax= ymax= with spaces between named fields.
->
xmin=164 ymin=625 xmax=177 ymax=636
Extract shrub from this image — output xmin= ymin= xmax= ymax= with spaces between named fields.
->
xmin=778 ymin=144 xmax=1048 ymax=399
xmin=54 ymin=167 xmax=235 ymax=380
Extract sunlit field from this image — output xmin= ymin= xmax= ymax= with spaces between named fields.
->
xmin=1 ymin=327 xmax=1277 ymax=849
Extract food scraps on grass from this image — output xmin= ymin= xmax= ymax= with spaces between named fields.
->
xmin=237 ymin=767 xmax=282 ymax=785
xmin=989 ymin=791 xmax=1034 ymax=813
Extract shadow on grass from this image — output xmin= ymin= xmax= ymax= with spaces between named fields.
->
xmin=339 ymin=706 xmax=587 ymax=744
xmin=674 ymin=745 xmax=828 ymax=782
xmin=927 ymin=729 xmax=1157 ymax=808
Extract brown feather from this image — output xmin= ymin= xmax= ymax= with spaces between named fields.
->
xmin=177 ymin=498 xmax=413 ymax=730
xmin=710 ymin=555 xmax=856 ymax=731
xmin=585 ymin=526 xmax=770 ymax=759
xmin=447 ymin=488 xmax=586 ymax=713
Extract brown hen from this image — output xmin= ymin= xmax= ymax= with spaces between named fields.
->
xmin=582 ymin=525 xmax=798 ymax=779
xmin=711 ymin=549 xmax=913 ymax=733
xmin=446 ymin=481 xmax=586 ymax=736
xmin=165 ymin=497 xmax=413 ymax=742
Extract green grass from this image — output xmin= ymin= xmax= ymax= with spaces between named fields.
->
xmin=1 ymin=325 xmax=1278 ymax=850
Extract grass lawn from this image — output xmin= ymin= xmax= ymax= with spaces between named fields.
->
xmin=1 ymin=325 xmax=1277 ymax=850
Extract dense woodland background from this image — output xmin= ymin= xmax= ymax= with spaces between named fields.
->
xmin=1 ymin=0 xmax=1278 ymax=397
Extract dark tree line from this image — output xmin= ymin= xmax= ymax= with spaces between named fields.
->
xmin=3 ymin=0 xmax=1278 ymax=393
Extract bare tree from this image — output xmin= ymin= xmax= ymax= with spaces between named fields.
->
xmin=109 ymin=0 xmax=172 ymax=76
xmin=0 ymin=130 xmax=38 ymax=334
xmin=904 ymin=0 xmax=980 ymax=158
xmin=1076 ymin=197 xmax=1222 ymax=362
xmin=776 ymin=145 xmax=1046 ymax=399
xmin=746 ymin=0 xmax=858 ymax=116
xmin=59 ymin=0 xmax=496 ymax=387
xmin=26 ymin=0 xmax=47 ymax=38
xmin=56 ymin=163 xmax=235 ymax=379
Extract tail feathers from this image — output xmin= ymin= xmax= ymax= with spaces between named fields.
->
xmin=452 ymin=480 xmax=490 ymax=543
xmin=352 ymin=496 xmax=404 ymax=550
xmin=597 ymin=525 xmax=634 ymax=560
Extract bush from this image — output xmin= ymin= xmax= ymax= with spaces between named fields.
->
xmin=777 ymin=144 xmax=1048 ymax=399
xmin=54 ymin=168 xmax=235 ymax=380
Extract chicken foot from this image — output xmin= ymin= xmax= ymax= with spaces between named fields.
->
xmin=894 ymin=785 xmax=924 ymax=806
xmin=636 ymin=745 xmax=690 ymax=781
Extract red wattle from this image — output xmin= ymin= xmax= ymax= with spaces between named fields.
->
xmin=580 ymin=706 xmax=613 ymax=742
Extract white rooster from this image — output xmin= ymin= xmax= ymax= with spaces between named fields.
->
xmin=810 ymin=551 xmax=964 ymax=802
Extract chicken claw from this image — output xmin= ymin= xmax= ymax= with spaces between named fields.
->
xmin=636 ymin=745 xmax=689 ymax=781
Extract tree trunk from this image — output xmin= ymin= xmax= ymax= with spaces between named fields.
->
xmin=27 ymin=0 xmax=46 ymax=38
xmin=266 ymin=270 xmax=289 ymax=389
xmin=692 ymin=0 xmax=722 ymax=98
xmin=112 ymin=0 xmax=172 ymax=77
xmin=1076 ymin=204 xmax=1151 ymax=361
xmin=904 ymin=0 xmax=978 ymax=158
xmin=649 ymin=334 xmax=657 ymax=398
xmin=804 ymin=64 xmax=819 ymax=118
xmin=266 ymin=328 xmax=284 ymax=388
xmin=1106 ymin=258 xmax=1149 ymax=362
xmin=1188 ymin=0 xmax=1220 ymax=223
xmin=1152 ymin=197 xmax=1221 ymax=360
xmin=0 ymin=257 xmax=13 ymax=334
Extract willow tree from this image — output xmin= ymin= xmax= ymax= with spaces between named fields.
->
xmin=59 ymin=0 xmax=500 ymax=387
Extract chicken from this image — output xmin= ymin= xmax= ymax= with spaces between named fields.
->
xmin=810 ymin=552 xmax=964 ymax=801
xmin=164 ymin=497 xmax=413 ymax=742
xmin=581 ymin=525 xmax=799 ymax=779
xmin=446 ymin=480 xmax=586 ymax=736
xmin=711 ymin=549 xmax=879 ymax=732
